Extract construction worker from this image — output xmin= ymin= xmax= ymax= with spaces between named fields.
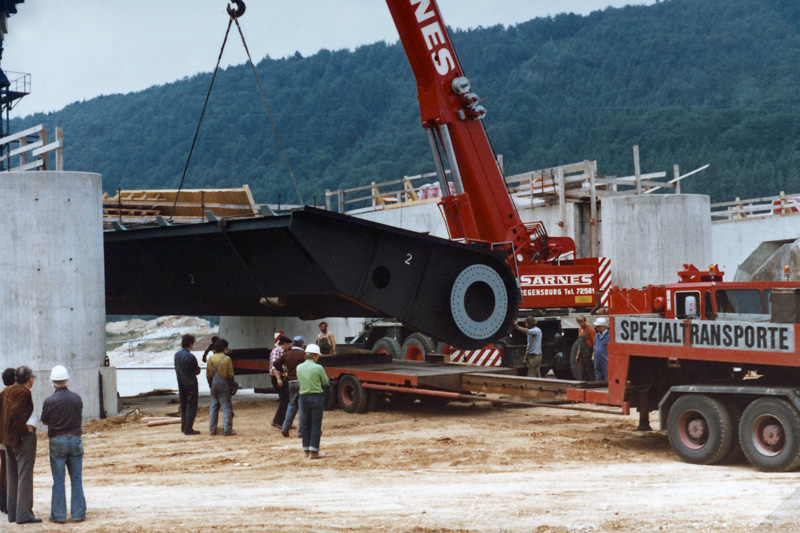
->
xmin=316 ymin=321 xmax=336 ymax=355
xmin=270 ymin=335 xmax=294 ymax=430
xmin=593 ymin=317 xmax=610 ymax=382
xmin=0 ymin=366 xmax=41 ymax=524
xmin=202 ymin=336 xmax=220 ymax=364
xmin=273 ymin=336 xmax=307 ymax=437
xmin=516 ymin=317 xmax=543 ymax=377
xmin=297 ymin=344 xmax=330 ymax=459
xmin=0 ymin=367 xmax=15 ymax=516
xmin=207 ymin=338 xmax=236 ymax=436
xmin=174 ymin=334 xmax=201 ymax=435
xmin=41 ymin=365 xmax=86 ymax=523
xmin=575 ymin=316 xmax=596 ymax=381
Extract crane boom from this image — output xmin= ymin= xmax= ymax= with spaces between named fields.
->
xmin=385 ymin=0 xmax=536 ymax=263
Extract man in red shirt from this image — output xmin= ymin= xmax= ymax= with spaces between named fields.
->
xmin=576 ymin=316 xmax=596 ymax=381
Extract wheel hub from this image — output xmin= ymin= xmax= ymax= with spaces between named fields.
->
xmin=754 ymin=414 xmax=786 ymax=456
xmin=761 ymin=424 xmax=783 ymax=447
xmin=687 ymin=418 xmax=707 ymax=440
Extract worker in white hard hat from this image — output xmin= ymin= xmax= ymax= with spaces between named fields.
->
xmin=296 ymin=344 xmax=330 ymax=459
xmin=593 ymin=317 xmax=610 ymax=382
xmin=40 ymin=365 xmax=86 ymax=523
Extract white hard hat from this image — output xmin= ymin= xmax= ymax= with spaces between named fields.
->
xmin=50 ymin=365 xmax=69 ymax=381
xmin=305 ymin=344 xmax=321 ymax=356
xmin=594 ymin=317 xmax=609 ymax=327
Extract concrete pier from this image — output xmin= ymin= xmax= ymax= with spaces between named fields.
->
xmin=601 ymin=194 xmax=712 ymax=288
xmin=0 ymin=171 xmax=117 ymax=421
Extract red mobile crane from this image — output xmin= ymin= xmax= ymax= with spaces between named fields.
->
xmin=360 ymin=0 xmax=604 ymax=375
xmin=387 ymin=0 xmax=601 ymax=297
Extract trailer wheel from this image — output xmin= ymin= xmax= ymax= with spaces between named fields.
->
xmin=323 ymin=382 xmax=338 ymax=411
xmin=667 ymin=394 xmax=733 ymax=465
xmin=402 ymin=333 xmax=437 ymax=361
xmin=373 ymin=336 xmax=402 ymax=360
xmin=739 ymin=398 xmax=800 ymax=472
xmin=338 ymin=375 xmax=368 ymax=414
xmin=435 ymin=341 xmax=448 ymax=355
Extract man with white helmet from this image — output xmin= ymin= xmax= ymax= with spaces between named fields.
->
xmin=296 ymin=344 xmax=330 ymax=459
xmin=593 ymin=317 xmax=610 ymax=382
xmin=40 ymin=365 xmax=86 ymax=523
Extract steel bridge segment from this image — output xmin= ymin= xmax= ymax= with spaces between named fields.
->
xmin=104 ymin=207 xmax=520 ymax=349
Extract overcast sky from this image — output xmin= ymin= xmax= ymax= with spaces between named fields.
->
xmin=3 ymin=0 xmax=655 ymax=117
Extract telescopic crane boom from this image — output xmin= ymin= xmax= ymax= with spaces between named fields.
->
xmin=386 ymin=0 xmax=537 ymax=264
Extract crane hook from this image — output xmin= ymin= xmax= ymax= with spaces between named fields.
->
xmin=227 ymin=0 xmax=246 ymax=19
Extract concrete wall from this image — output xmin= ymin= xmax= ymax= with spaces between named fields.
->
xmin=353 ymin=202 xmax=448 ymax=237
xmin=0 ymin=171 xmax=116 ymax=422
xmin=711 ymin=213 xmax=800 ymax=281
xmin=352 ymin=199 xmax=588 ymax=254
xmin=601 ymin=194 xmax=712 ymax=288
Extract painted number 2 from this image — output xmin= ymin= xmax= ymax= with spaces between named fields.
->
xmin=405 ymin=253 xmax=412 ymax=265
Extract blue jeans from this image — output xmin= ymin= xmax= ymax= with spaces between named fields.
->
xmin=282 ymin=381 xmax=300 ymax=433
xmin=49 ymin=436 xmax=86 ymax=522
xmin=594 ymin=355 xmax=608 ymax=382
xmin=209 ymin=376 xmax=233 ymax=435
xmin=299 ymin=393 xmax=324 ymax=452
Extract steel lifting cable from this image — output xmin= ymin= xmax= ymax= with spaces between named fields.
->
xmin=169 ymin=13 xmax=235 ymax=221
xmin=170 ymin=0 xmax=303 ymax=221
xmin=231 ymin=13 xmax=304 ymax=206
xmin=172 ymin=1 xmax=275 ymax=303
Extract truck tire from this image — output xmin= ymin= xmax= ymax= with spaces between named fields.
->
xmin=323 ymin=382 xmax=338 ymax=411
xmin=402 ymin=333 xmax=436 ymax=361
xmin=667 ymin=394 xmax=733 ymax=465
xmin=739 ymin=397 xmax=800 ymax=472
xmin=435 ymin=341 xmax=448 ymax=355
xmin=337 ymin=375 xmax=368 ymax=414
xmin=373 ymin=336 xmax=403 ymax=360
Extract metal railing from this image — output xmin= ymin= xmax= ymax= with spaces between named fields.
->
xmin=710 ymin=192 xmax=800 ymax=222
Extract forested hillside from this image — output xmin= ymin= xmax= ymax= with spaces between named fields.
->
xmin=10 ymin=0 xmax=800 ymax=204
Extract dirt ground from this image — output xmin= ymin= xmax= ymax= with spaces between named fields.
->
xmin=8 ymin=392 xmax=800 ymax=532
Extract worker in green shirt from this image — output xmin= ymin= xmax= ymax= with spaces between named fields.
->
xmin=296 ymin=344 xmax=329 ymax=459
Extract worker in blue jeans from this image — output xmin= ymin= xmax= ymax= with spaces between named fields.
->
xmin=40 ymin=366 xmax=86 ymax=523
xmin=593 ymin=317 xmax=610 ymax=382
xmin=274 ymin=336 xmax=307 ymax=437
xmin=296 ymin=344 xmax=330 ymax=459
